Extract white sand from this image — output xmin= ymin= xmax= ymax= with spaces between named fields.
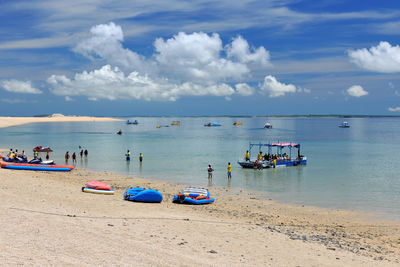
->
xmin=0 ymin=161 xmax=398 ymax=266
xmin=0 ymin=114 xmax=121 ymax=128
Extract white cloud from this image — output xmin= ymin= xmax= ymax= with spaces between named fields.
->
xmin=347 ymin=85 xmax=368 ymax=97
xmin=75 ymin=24 xmax=271 ymax=83
xmin=388 ymin=107 xmax=400 ymax=112
xmin=65 ymin=96 xmax=74 ymax=101
xmin=226 ymin=36 xmax=271 ymax=67
xmin=154 ymin=32 xmax=252 ymax=82
xmin=259 ymin=75 xmax=296 ymax=97
xmin=348 ymin=42 xmax=400 ymax=73
xmin=0 ymin=98 xmax=25 ymax=104
xmin=47 ymin=23 xmax=276 ymax=101
xmin=74 ymin=22 xmax=153 ymax=73
xmin=0 ymin=79 xmax=42 ymax=94
xmin=47 ymin=65 xmax=235 ymax=101
xmin=235 ymin=83 xmax=254 ymax=96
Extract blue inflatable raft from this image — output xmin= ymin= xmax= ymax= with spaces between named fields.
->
xmin=123 ymin=187 xmax=163 ymax=203
xmin=173 ymin=187 xmax=215 ymax=205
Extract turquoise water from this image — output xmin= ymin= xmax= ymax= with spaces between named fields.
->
xmin=1 ymin=117 xmax=400 ymax=220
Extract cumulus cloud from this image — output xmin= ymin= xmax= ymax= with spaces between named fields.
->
xmin=347 ymin=85 xmax=368 ymax=97
xmin=154 ymin=32 xmax=252 ymax=83
xmin=0 ymin=79 xmax=42 ymax=94
xmin=226 ymin=36 xmax=271 ymax=67
xmin=259 ymin=75 xmax=296 ymax=97
xmin=348 ymin=42 xmax=400 ymax=73
xmin=235 ymin=83 xmax=254 ymax=96
xmin=74 ymin=22 xmax=153 ymax=73
xmin=51 ymin=22 xmax=278 ymax=101
xmin=47 ymin=65 xmax=235 ymax=101
xmin=74 ymin=23 xmax=271 ymax=82
xmin=388 ymin=107 xmax=400 ymax=112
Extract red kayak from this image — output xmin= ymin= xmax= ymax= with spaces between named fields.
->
xmin=86 ymin=180 xmax=111 ymax=190
xmin=33 ymin=146 xmax=53 ymax=152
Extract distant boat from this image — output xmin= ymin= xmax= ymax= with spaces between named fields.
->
xmin=233 ymin=122 xmax=243 ymax=126
xmin=33 ymin=146 xmax=53 ymax=152
xmin=204 ymin=122 xmax=221 ymax=127
xmin=126 ymin=120 xmax=138 ymax=125
xmin=338 ymin=121 xmax=350 ymax=128
xmin=264 ymin=123 xmax=272 ymax=129
xmin=171 ymin=121 xmax=181 ymax=126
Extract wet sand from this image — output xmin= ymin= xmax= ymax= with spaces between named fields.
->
xmin=0 ymin=150 xmax=399 ymax=266
xmin=0 ymin=114 xmax=121 ymax=128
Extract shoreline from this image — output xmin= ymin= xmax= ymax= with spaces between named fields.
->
xmin=0 ymin=115 xmax=122 ymax=129
xmin=0 ymin=153 xmax=399 ymax=265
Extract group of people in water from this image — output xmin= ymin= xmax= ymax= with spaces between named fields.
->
xmin=125 ymin=150 xmax=143 ymax=162
xmin=65 ymin=148 xmax=88 ymax=163
xmin=208 ymin=162 xmax=232 ymax=179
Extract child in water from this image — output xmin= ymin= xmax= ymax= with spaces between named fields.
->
xmin=208 ymin=164 xmax=214 ymax=178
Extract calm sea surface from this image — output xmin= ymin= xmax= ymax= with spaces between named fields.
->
xmin=1 ymin=117 xmax=399 ymax=220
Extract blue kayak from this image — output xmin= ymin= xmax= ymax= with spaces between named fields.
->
xmin=123 ymin=187 xmax=163 ymax=203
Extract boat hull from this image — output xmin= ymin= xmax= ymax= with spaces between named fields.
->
xmin=238 ymin=158 xmax=307 ymax=168
xmin=237 ymin=160 xmax=270 ymax=168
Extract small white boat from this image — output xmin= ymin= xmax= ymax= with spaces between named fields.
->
xmin=338 ymin=121 xmax=350 ymax=128
xmin=264 ymin=123 xmax=272 ymax=129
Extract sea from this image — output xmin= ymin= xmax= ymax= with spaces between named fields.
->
xmin=1 ymin=116 xmax=399 ymax=220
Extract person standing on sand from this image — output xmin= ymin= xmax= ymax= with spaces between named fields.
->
xmin=227 ymin=162 xmax=232 ymax=179
xmin=65 ymin=151 xmax=70 ymax=162
xmin=208 ymin=164 xmax=214 ymax=179
xmin=80 ymin=150 xmax=83 ymax=158
xmin=84 ymin=149 xmax=88 ymax=157
xmin=72 ymin=152 xmax=76 ymax=163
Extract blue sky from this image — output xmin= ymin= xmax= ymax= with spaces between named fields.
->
xmin=1 ymin=0 xmax=400 ymax=116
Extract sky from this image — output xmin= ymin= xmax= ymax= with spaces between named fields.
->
xmin=1 ymin=0 xmax=400 ymax=116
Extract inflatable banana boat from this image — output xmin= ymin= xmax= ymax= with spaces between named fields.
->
xmin=0 ymin=162 xmax=74 ymax=171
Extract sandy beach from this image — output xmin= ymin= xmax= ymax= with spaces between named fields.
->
xmin=0 ymin=114 xmax=121 ymax=128
xmin=0 ymin=147 xmax=399 ymax=266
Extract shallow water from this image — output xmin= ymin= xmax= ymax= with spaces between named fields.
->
xmin=1 ymin=116 xmax=400 ymax=220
